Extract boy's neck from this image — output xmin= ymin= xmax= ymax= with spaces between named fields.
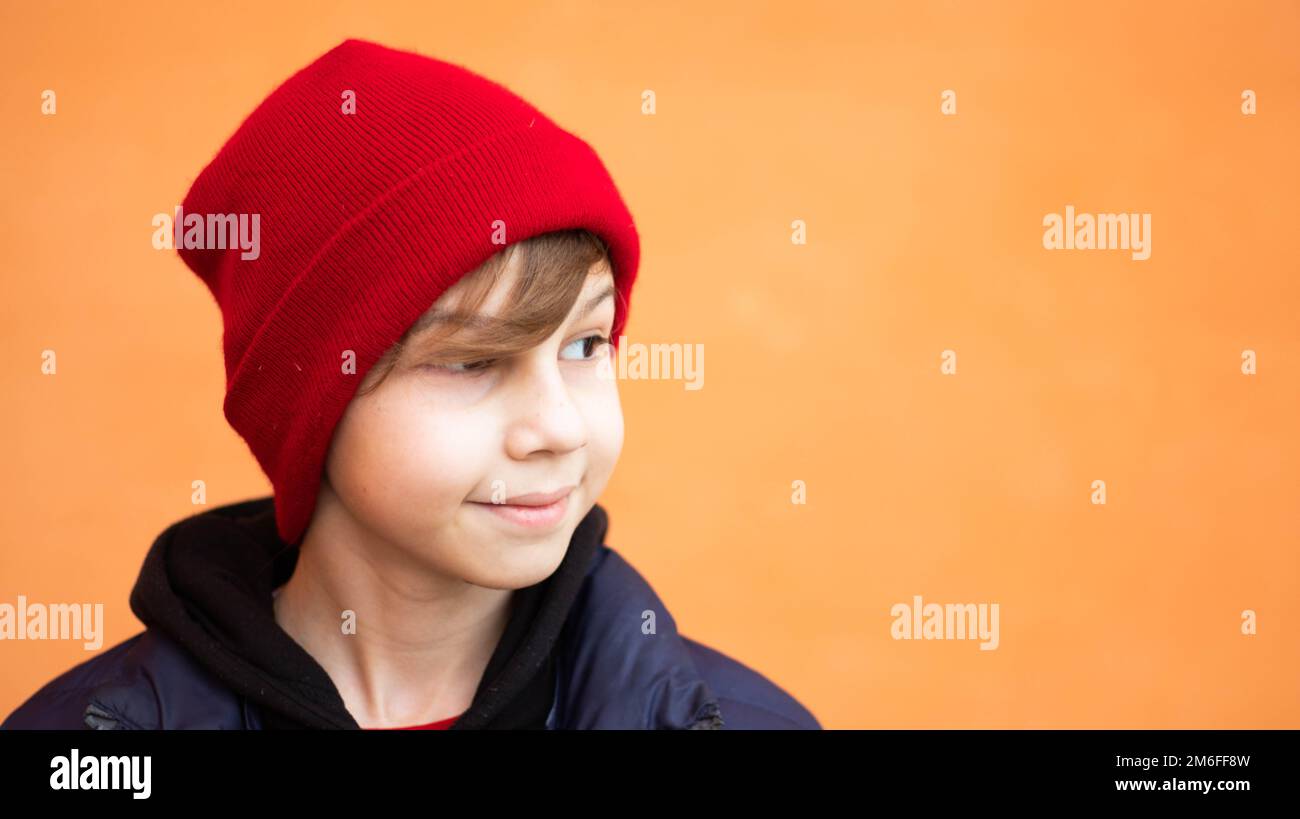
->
xmin=271 ymin=509 xmax=514 ymax=729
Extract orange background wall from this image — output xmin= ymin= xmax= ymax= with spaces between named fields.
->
xmin=2 ymin=0 xmax=1297 ymax=728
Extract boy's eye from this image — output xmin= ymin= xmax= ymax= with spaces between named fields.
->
xmin=427 ymin=334 xmax=610 ymax=376
xmin=561 ymin=333 xmax=612 ymax=362
xmin=429 ymin=358 xmax=495 ymax=375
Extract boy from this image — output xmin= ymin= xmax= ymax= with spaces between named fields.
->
xmin=2 ymin=38 xmax=819 ymax=730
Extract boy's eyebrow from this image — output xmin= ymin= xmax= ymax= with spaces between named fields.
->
xmin=407 ymin=283 xmax=616 ymax=339
xmin=575 ymin=283 xmax=616 ymax=320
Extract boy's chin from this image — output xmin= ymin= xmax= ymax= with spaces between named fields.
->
xmin=458 ymin=526 xmax=574 ymax=591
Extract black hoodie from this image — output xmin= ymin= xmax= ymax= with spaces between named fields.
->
xmin=127 ymin=495 xmax=605 ymax=730
xmin=5 ymin=497 xmax=826 ymax=730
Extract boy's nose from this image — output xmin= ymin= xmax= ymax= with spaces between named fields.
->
xmin=501 ymin=365 xmax=587 ymax=459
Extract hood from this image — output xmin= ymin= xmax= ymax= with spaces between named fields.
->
xmin=127 ymin=495 xmax=608 ymax=730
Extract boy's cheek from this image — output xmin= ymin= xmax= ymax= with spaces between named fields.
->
xmin=582 ymin=399 xmax=624 ymax=493
xmin=588 ymin=381 xmax=624 ymax=453
xmin=331 ymin=407 xmax=485 ymax=515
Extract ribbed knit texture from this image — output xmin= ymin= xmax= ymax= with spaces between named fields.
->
xmin=176 ymin=38 xmax=641 ymax=546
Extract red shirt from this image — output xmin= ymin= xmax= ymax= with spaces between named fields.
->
xmin=368 ymin=713 xmax=461 ymax=730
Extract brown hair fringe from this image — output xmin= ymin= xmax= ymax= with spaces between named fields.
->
xmin=355 ymin=228 xmax=620 ymax=397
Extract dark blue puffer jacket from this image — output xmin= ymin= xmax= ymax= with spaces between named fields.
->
xmin=2 ymin=497 xmax=820 ymax=730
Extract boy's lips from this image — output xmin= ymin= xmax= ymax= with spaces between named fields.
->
xmin=469 ymin=486 xmax=574 ymax=529
xmin=491 ymin=486 xmax=576 ymax=507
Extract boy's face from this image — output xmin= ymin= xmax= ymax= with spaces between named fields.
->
xmin=315 ymin=255 xmax=624 ymax=590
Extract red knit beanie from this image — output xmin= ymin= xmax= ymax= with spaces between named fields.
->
xmin=176 ymin=38 xmax=640 ymax=547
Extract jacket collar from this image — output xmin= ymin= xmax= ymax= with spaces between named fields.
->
xmin=112 ymin=496 xmax=721 ymax=729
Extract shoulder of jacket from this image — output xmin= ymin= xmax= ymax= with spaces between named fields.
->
xmin=2 ymin=631 xmax=148 ymax=729
xmin=569 ymin=545 xmax=820 ymax=729
xmin=679 ymin=635 xmax=822 ymax=729
xmin=2 ymin=629 xmax=247 ymax=730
